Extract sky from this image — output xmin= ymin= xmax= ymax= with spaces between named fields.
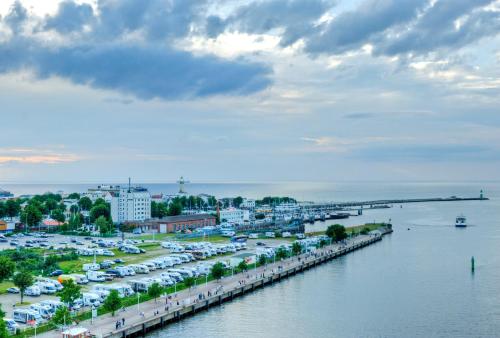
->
xmin=0 ymin=0 xmax=499 ymax=184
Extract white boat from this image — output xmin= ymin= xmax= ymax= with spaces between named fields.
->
xmin=455 ymin=215 xmax=467 ymax=228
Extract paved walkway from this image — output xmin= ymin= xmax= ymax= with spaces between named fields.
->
xmin=38 ymin=235 xmax=373 ymax=338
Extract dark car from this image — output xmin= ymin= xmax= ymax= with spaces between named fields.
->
xmin=0 ymin=238 xmax=8 ymax=243
xmin=256 ymin=242 xmax=266 ymax=246
xmin=100 ymin=262 xmax=112 ymax=269
xmin=114 ymin=258 xmax=125 ymax=264
xmin=50 ymin=269 xmax=63 ymax=277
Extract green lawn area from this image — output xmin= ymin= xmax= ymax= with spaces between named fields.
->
xmin=308 ymin=223 xmax=387 ymax=237
xmin=0 ymin=281 xmax=15 ymax=294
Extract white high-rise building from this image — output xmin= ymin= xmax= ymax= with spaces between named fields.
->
xmin=110 ymin=186 xmax=151 ymax=224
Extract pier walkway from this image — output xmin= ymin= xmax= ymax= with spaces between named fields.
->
xmin=38 ymin=232 xmax=390 ymax=338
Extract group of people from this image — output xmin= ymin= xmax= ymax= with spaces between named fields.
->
xmin=114 ymin=317 xmax=125 ymax=330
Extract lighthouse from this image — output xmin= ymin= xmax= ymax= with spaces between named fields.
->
xmin=480 ymin=189 xmax=484 ymax=199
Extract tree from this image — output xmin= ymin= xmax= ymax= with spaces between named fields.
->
xmin=78 ymin=197 xmax=92 ymax=211
xmin=233 ymin=196 xmax=243 ymax=208
xmin=183 ymin=277 xmax=195 ymax=294
xmin=0 ymin=305 xmax=9 ymax=338
xmin=68 ymin=213 xmax=83 ymax=231
xmin=52 ymin=209 xmax=66 ymax=223
xmin=69 ymin=205 xmax=79 ymax=214
xmin=51 ymin=306 xmax=71 ymax=326
xmin=68 ymin=193 xmax=80 ymax=200
xmin=276 ymin=248 xmax=288 ymax=260
xmin=237 ymin=260 xmax=248 ymax=272
xmin=147 ymin=282 xmax=162 ymax=303
xmin=5 ymin=199 xmax=20 ymax=219
xmin=44 ymin=198 xmax=58 ymax=213
xmin=13 ymin=271 xmax=34 ymax=304
xmin=360 ymin=227 xmax=371 ymax=235
xmin=90 ymin=204 xmax=110 ymax=223
xmin=96 ymin=216 xmax=110 ymax=234
xmin=167 ymin=202 xmax=182 ymax=216
xmin=59 ymin=280 xmax=81 ymax=308
xmin=103 ymin=289 xmax=121 ymax=316
xmin=292 ymin=242 xmax=302 ymax=256
xmin=326 ymin=224 xmax=347 ymax=242
xmin=0 ymin=257 xmax=15 ymax=283
xmin=0 ymin=201 xmax=6 ymax=219
xmin=258 ymin=254 xmax=267 ymax=266
xmin=21 ymin=204 xmax=43 ymax=228
xmin=211 ymin=262 xmax=225 ymax=280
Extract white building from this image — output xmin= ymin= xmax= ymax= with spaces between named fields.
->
xmin=275 ymin=202 xmax=300 ymax=213
xmin=240 ymin=199 xmax=256 ymax=209
xmin=83 ymin=185 xmax=119 ymax=202
xmin=110 ymin=187 xmax=151 ymax=224
xmin=219 ymin=208 xmax=250 ymax=226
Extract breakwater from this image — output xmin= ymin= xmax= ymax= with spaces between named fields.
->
xmin=105 ymin=230 xmax=392 ymax=338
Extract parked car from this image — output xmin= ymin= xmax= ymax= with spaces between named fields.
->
xmin=49 ymin=270 xmax=63 ymax=277
xmin=114 ymin=258 xmax=125 ymax=264
xmin=7 ymin=287 xmax=20 ymax=294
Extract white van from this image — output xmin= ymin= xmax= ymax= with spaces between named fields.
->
xmin=29 ymin=304 xmax=53 ymax=319
xmin=92 ymin=283 xmax=135 ymax=298
xmin=265 ymin=232 xmax=276 ymax=238
xmin=81 ymin=292 xmax=101 ymax=307
xmin=4 ymin=318 xmax=19 ymax=333
xmin=13 ymin=309 xmax=43 ymax=324
xmin=82 ymin=263 xmax=100 ymax=272
xmin=129 ymin=264 xmax=149 ymax=274
xmin=71 ymin=274 xmax=89 ymax=284
xmin=116 ymin=266 xmax=135 ymax=276
xmin=87 ymin=270 xmax=106 ymax=282
xmin=142 ymin=262 xmax=157 ymax=271
xmin=35 ymin=278 xmax=63 ymax=291
xmin=36 ymin=282 xmax=57 ymax=295
xmin=40 ymin=300 xmax=64 ymax=313
xmin=25 ymin=285 xmax=41 ymax=297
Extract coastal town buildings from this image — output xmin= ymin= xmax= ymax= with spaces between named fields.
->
xmin=220 ymin=208 xmax=250 ymax=226
xmin=137 ymin=214 xmax=216 ymax=233
xmin=110 ymin=186 xmax=151 ymax=223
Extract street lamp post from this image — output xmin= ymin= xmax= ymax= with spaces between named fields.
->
xmin=137 ymin=292 xmax=140 ymax=313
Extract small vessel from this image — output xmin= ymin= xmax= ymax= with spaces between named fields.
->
xmin=455 ymin=215 xmax=467 ymax=228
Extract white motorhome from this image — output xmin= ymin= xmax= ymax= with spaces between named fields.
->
xmin=25 ymin=285 xmax=41 ymax=297
xmin=36 ymin=282 xmax=57 ymax=295
xmin=29 ymin=304 xmax=53 ymax=319
xmin=82 ymin=263 xmax=100 ymax=272
xmin=129 ymin=264 xmax=150 ymax=274
xmin=13 ymin=309 xmax=43 ymax=324
xmin=71 ymin=274 xmax=89 ymax=284
xmin=87 ymin=270 xmax=106 ymax=282
xmin=92 ymin=283 xmax=134 ymax=298
xmin=40 ymin=300 xmax=64 ymax=313
xmin=35 ymin=278 xmax=63 ymax=291
xmin=81 ymin=292 xmax=101 ymax=307
xmin=116 ymin=266 xmax=135 ymax=276
xmin=142 ymin=262 xmax=157 ymax=271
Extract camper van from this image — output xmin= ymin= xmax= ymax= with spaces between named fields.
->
xmin=92 ymin=283 xmax=134 ymax=298
xmin=29 ymin=304 xmax=53 ymax=319
xmin=36 ymin=282 xmax=57 ymax=295
xmin=36 ymin=278 xmax=63 ymax=291
xmin=265 ymin=232 xmax=276 ymax=238
xmin=128 ymin=279 xmax=151 ymax=293
xmin=86 ymin=270 xmax=106 ymax=282
xmin=40 ymin=300 xmax=64 ymax=314
xmin=129 ymin=264 xmax=150 ymax=274
xmin=25 ymin=285 xmax=41 ymax=297
xmin=81 ymin=292 xmax=101 ymax=307
xmin=13 ymin=309 xmax=43 ymax=324
xmin=4 ymin=318 xmax=19 ymax=333
xmin=115 ymin=266 xmax=135 ymax=276
xmin=82 ymin=263 xmax=100 ymax=272
xmin=71 ymin=274 xmax=89 ymax=284
xmin=142 ymin=262 xmax=157 ymax=271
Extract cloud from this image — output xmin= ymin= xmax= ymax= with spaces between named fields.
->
xmin=0 ymin=148 xmax=80 ymax=164
xmin=43 ymin=0 xmax=94 ymax=33
xmin=378 ymin=0 xmax=500 ymax=56
xmin=305 ymin=0 xmax=427 ymax=55
xmin=0 ymin=0 xmax=272 ymax=100
xmin=205 ymin=0 xmax=332 ymax=47
xmin=3 ymin=0 xmax=28 ymax=33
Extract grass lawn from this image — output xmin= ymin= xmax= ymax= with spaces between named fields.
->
xmin=0 ymin=281 xmax=15 ymax=294
xmin=308 ymin=223 xmax=387 ymax=237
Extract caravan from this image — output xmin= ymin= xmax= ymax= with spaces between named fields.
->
xmin=87 ymin=270 xmax=106 ymax=282
xmin=29 ymin=304 xmax=53 ymax=319
xmin=82 ymin=263 xmax=100 ymax=272
xmin=81 ymin=292 xmax=101 ymax=307
xmin=36 ymin=282 xmax=57 ymax=295
xmin=13 ymin=309 xmax=43 ymax=324
xmin=25 ymin=285 xmax=41 ymax=297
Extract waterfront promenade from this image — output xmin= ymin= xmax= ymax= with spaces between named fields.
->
xmin=38 ymin=233 xmax=387 ymax=338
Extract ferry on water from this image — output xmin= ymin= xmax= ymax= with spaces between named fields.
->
xmin=455 ymin=215 xmax=467 ymax=228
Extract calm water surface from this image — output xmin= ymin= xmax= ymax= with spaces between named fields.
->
xmin=3 ymin=182 xmax=500 ymax=337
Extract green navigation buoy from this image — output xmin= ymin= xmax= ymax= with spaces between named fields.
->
xmin=471 ymin=256 xmax=475 ymax=272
